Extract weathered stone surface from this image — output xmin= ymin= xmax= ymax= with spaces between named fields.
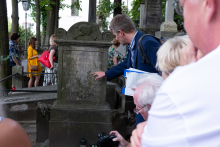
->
xmin=160 ymin=20 xmax=178 ymax=32
xmin=142 ymin=0 xmax=162 ymax=33
xmin=12 ymin=65 xmax=23 ymax=89
xmin=55 ymin=28 xmax=67 ymax=40
xmin=106 ymin=82 xmax=116 ymax=109
xmin=102 ymin=30 xmax=115 ymax=42
xmin=50 ymin=22 xmax=113 ymax=147
xmin=155 ymin=31 xmax=179 ymax=39
xmin=67 ymin=22 xmax=102 ymax=41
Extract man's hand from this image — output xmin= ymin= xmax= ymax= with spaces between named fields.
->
xmin=180 ymin=40 xmax=204 ymax=66
xmin=93 ymin=71 xmax=105 ymax=80
xmin=109 ymin=131 xmax=130 ymax=147
xmin=130 ymin=121 xmax=147 ymax=147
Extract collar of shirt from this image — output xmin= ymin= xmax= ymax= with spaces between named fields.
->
xmin=128 ymin=31 xmax=138 ymax=51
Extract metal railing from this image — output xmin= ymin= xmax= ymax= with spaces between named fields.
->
xmin=0 ymin=73 xmax=18 ymax=83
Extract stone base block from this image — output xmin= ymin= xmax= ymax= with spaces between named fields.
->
xmin=160 ymin=20 xmax=178 ymax=32
xmin=49 ymin=101 xmax=112 ymax=147
xmin=155 ymin=31 xmax=179 ymax=39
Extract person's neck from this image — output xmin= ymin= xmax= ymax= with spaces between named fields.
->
xmin=126 ymin=31 xmax=137 ymax=45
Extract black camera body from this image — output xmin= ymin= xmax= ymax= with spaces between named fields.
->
xmin=98 ymin=133 xmax=119 ymax=147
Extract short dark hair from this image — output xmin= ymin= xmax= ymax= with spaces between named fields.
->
xmin=109 ymin=14 xmax=136 ymax=34
xmin=28 ymin=37 xmax=37 ymax=49
xmin=10 ymin=33 xmax=20 ymax=40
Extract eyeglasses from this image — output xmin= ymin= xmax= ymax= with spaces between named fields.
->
xmin=172 ymin=0 xmax=183 ymax=16
xmin=134 ymin=105 xmax=148 ymax=114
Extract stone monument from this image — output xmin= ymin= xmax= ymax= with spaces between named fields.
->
xmin=49 ymin=22 xmax=113 ymax=146
xmin=140 ymin=0 xmax=162 ymax=35
xmin=156 ymin=0 xmax=178 ymax=38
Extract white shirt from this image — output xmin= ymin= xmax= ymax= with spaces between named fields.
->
xmin=142 ymin=45 xmax=220 ymax=147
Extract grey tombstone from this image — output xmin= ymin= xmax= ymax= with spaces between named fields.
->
xmin=156 ymin=0 xmax=178 ymax=39
xmin=140 ymin=0 xmax=162 ymax=35
xmin=50 ymin=22 xmax=113 ymax=147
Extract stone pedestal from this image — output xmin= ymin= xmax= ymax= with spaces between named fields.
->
xmin=50 ymin=22 xmax=113 ymax=146
xmin=160 ymin=20 xmax=177 ymax=32
xmin=155 ymin=31 xmax=178 ymax=39
xmin=155 ymin=0 xmax=178 ymax=39
xmin=12 ymin=65 xmax=23 ymax=89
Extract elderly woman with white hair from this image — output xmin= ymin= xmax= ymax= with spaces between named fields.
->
xmin=156 ymin=35 xmax=189 ymax=80
xmin=43 ymin=34 xmax=59 ymax=86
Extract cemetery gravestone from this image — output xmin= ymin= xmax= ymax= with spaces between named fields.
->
xmin=49 ymin=22 xmax=113 ymax=147
xmin=156 ymin=0 xmax=178 ymax=38
xmin=140 ymin=0 xmax=162 ymax=35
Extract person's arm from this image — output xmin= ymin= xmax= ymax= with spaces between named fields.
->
xmin=28 ymin=47 xmax=39 ymax=60
xmin=113 ymin=57 xmax=118 ymax=65
xmin=130 ymin=121 xmax=147 ymax=147
xmin=0 ymin=118 xmax=31 ymax=147
xmin=93 ymin=51 xmax=130 ymax=80
xmin=49 ymin=49 xmax=56 ymax=69
xmin=105 ymin=51 xmax=130 ymax=80
xmin=180 ymin=39 xmax=204 ymax=66
xmin=110 ymin=131 xmax=130 ymax=147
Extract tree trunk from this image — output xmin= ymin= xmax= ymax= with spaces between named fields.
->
xmin=11 ymin=0 xmax=19 ymax=34
xmin=45 ymin=1 xmax=55 ymax=46
xmin=113 ymin=0 xmax=122 ymax=17
xmin=36 ymin=0 xmax=41 ymax=49
xmin=54 ymin=0 xmax=60 ymax=32
xmin=0 ymin=0 xmax=10 ymax=89
xmin=41 ymin=26 xmax=46 ymax=47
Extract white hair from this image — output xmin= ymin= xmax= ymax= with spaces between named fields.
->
xmin=156 ymin=35 xmax=189 ymax=76
xmin=136 ymin=74 xmax=163 ymax=112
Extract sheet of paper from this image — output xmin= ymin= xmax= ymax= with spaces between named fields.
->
xmin=124 ymin=72 xmax=151 ymax=96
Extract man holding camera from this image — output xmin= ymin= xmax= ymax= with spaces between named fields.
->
xmin=110 ymin=74 xmax=163 ymax=147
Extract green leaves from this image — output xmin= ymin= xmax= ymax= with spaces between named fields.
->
xmin=96 ymin=0 xmax=118 ymax=31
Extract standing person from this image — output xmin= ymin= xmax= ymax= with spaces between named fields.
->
xmin=27 ymin=37 xmax=42 ymax=87
xmin=131 ymin=0 xmax=220 ymax=147
xmin=108 ymin=38 xmax=127 ymax=69
xmin=9 ymin=33 xmax=20 ymax=67
xmin=93 ymin=14 xmax=161 ymax=125
xmin=43 ymin=34 xmax=58 ymax=86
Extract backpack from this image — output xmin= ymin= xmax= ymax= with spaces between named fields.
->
xmin=138 ymin=34 xmax=166 ymax=65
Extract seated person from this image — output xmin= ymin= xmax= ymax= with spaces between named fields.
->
xmin=109 ymin=74 xmax=163 ymax=147
xmin=0 ymin=118 xmax=31 ymax=147
xmin=130 ymin=35 xmax=190 ymax=147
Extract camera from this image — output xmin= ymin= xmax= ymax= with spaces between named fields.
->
xmin=98 ymin=133 xmax=119 ymax=147
xmin=89 ymin=133 xmax=119 ymax=147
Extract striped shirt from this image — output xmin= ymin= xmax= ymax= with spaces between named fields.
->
xmin=127 ymin=31 xmax=138 ymax=68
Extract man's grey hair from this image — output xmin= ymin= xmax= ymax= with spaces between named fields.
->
xmin=136 ymin=74 xmax=163 ymax=112
xmin=109 ymin=14 xmax=136 ymax=34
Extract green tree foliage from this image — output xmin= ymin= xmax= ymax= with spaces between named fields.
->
xmin=128 ymin=0 xmax=142 ymax=23
xmin=96 ymin=0 xmax=118 ymax=31
xmin=8 ymin=19 xmax=34 ymax=49
xmin=96 ymin=0 xmax=127 ymax=31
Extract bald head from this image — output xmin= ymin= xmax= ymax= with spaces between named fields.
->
xmin=182 ymin=0 xmax=220 ymax=56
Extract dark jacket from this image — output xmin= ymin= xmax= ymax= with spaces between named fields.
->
xmin=105 ymin=31 xmax=160 ymax=80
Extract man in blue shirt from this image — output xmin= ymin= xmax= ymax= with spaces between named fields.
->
xmin=93 ymin=14 xmax=160 ymax=125
xmin=9 ymin=33 xmax=20 ymax=66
